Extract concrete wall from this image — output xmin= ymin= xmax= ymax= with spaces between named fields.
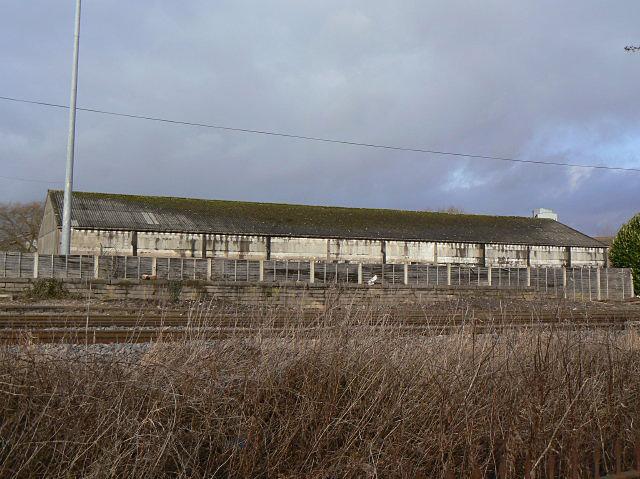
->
xmin=529 ymin=246 xmax=568 ymax=267
xmin=570 ymin=247 xmax=606 ymax=267
xmin=41 ymin=228 xmax=608 ymax=267
xmin=386 ymin=240 xmax=434 ymax=263
xmin=273 ymin=236 xmax=327 ymax=260
xmin=436 ymin=242 xmax=485 ymax=265
xmin=36 ymin=200 xmax=59 ymax=255
xmin=0 ymin=278 xmax=542 ymax=306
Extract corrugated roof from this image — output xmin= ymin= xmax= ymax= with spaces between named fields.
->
xmin=47 ymin=191 xmax=606 ymax=248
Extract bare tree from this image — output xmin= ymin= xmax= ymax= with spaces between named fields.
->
xmin=0 ymin=201 xmax=44 ymax=252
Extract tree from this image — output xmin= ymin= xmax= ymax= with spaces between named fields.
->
xmin=0 ymin=201 xmax=44 ymax=252
xmin=609 ymin=214 xmax=640 ymax=294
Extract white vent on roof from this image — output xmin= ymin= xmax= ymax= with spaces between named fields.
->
xmin=533 ymin=208 xmax=558 ymax=221
xmin=141 ymin=212 xmax=159 ymax=225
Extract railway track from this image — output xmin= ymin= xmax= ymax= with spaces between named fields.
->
xmin=1 ymin=302 xmax=638 ymax=344
xmin=0 ymin=311 xmax=637 ymax=328
xmin=1 ymin=320 xmax=638 ymax=344
xmin=1 ymin=306 xmax=638 ymax=322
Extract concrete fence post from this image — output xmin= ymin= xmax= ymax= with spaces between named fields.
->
xmin=308 ymin=260 xmax=314 ymax=283
xmin=447 ymin=264 xmax=451 ymax=286
xmin=152 ymin=257 xmax=158 ymax=278
xmin=259 ymin=260 xmax=265 ymax=282
xmin=358 ymin=263 xmax=363 ymax=284
xmin=33 ymin=253 xmax=39 ymax=279
xmin=206 ymin=258 xmax=212 ymax=281
xmin=562 ymin=267 xmax=567 ymax=299
xmin=487 ymin=267 xmax=492 ymax=286
xmin=526 ymin=267 xmax=531 ymax=287
xmin=596 ymin=268 xmax=601 ymax=301
xmin=93 ymin=255 xmax=100 ymax=279
xmin=404 ymin=262 xmax=409 ymax=285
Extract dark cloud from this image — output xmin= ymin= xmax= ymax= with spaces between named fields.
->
xmin=1 ymin=1 xmax=639 ymax=235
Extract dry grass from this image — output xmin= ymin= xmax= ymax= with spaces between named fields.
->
xmin=0 ymin=303 xmax=639 ymax=478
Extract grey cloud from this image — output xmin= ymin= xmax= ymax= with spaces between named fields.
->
xmin=1 ymin=1 xmax=639 ymax=235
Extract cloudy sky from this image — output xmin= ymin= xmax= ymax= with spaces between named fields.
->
xmin=1 ymin=1 xmax=639 ymax=235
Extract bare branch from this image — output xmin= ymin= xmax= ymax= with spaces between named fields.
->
xmin=0 ymin=201 xmax=44 ymax=252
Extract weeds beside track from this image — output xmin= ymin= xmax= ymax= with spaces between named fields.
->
xmin=1 ymin=298 xmax=640 ymax=478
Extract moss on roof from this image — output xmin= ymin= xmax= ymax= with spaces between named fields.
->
xmin=47 ymin=190 xmax=605 ymax=247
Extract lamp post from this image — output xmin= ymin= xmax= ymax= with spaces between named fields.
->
xmin=60 ymin=0 xmax=81 ymax=255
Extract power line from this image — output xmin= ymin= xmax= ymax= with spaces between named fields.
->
xmin=2 ymin=94 xmax=640 ymax=173
xmin=0 ymin=173 xmax=61 ymax=184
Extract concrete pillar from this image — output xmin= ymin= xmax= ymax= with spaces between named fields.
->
xmin=526 ymin=267 xmax=531 ymax=287
xmin=487 ymin=267 xmax=492 ymax=286
xmin=357 ymin=263 xmax=363 ymax=284
xmin=596 ymin=268 xmax=601 ymax=301
xmin=447 ymin=264 xmax=451 ymax=286
xmin=33 ymin=253 xmax=39 ymax=278
xmin=403 ymin=262 xmax=409 ymax=285
xmin=93 ymin=255 xmax=100 ymax=279
xmin=207 ymin=258 xmax=212 ymax=281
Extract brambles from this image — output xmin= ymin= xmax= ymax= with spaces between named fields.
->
xmin=167 ymin=280 xmax=182 ymax=303
xmin=0 ymin=302 xmax=639 ymax=478
xmin=27 ymin=278 xmax=69 ymax=299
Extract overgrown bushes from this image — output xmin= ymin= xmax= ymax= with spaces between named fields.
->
xmin=0 ymin=317 xmax=639 ymax=478
xmin=26 ymin=278 xmax=69 ymax=299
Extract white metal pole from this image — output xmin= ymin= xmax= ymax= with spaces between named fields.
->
xmin=61 ymin=0 xmax=82 ymax=255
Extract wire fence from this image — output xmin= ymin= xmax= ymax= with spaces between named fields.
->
xmin=0 ymin=252 xmax=634 ymax=300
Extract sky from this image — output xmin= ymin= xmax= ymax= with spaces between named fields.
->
xmin=1 ymin=1 xmax=639 ymax=236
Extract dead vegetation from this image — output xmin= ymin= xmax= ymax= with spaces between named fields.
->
xmin=0 ymin=304 xmax=639 ymax=478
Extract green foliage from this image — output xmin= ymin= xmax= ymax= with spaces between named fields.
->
xmin=609 ymin=214 xmax=640 ymax=294
xmin=28 ymin=279 xmax=69 ymax=300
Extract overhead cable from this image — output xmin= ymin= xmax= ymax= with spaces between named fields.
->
xmin=1 ymin=94 xmax=639 ymax=173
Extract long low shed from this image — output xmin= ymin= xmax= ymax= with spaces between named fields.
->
xmin=38 ymin=191 xmax=608 ymax=267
